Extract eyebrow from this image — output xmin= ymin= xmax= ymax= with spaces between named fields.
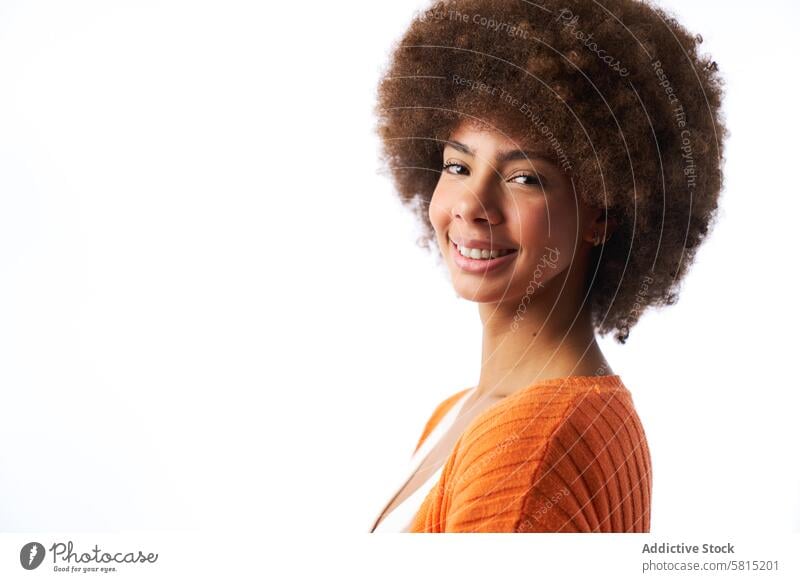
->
xmin=444 ymin=139 xmax=550 ymax=165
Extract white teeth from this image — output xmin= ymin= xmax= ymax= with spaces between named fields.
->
xmin=456 ymin=244 xmax=513 ymax=260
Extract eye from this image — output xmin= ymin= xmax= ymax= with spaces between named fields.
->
xmin=510 ymin=172 xmax=544 ymax=187
xmin=442 ymin=161 xmax=469 ymax=176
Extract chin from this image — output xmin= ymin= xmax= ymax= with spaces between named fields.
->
xmin=451 ymin=278 xmax=520 ymax=304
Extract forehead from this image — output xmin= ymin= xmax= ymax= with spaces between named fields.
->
xmin=446 ymin=120 xmax=521 ymax=149
xmin=446 ymin=119 xmax=555 ymax=156
xmin=444 ymin=119 xmax=558 ymax=166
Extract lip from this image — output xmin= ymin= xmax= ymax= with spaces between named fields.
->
xmin=449 ymin=237 xmax=518 ymax=274
xmin=448 ymin=235 xmax=518 ymax=251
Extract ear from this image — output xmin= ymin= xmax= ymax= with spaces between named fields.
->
xmin=582 ymin=206 xmax=619 ymax=246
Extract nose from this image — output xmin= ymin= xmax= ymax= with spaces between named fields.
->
xmin=451 ymin=170 xmax=504 ymax=226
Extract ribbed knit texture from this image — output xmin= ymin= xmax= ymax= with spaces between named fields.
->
xmin=409 ymin=375 xmax=652 ymax=533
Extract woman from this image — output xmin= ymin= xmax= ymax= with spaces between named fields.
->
xmin=369 ymin=0 xmax=726 ymax=533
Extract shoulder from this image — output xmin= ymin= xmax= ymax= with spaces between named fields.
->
xmin=413 ymin=387 xmax=472 ymax=454
xmin=439 ymin=378 xmax=652 ymax=532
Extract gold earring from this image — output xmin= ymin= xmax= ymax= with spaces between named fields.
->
xmin=591 ymin=231 xmax=601 ymax=246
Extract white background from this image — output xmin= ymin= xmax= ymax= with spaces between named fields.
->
xmin=0 ymin=0 xmax=798 ymax=545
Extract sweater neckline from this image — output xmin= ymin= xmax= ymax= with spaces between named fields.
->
xmin=474 ymin=373 xmax=624 ymax=393
xmin=524 ymin=373 xmax=624 ymax=389
xmin=452 ymin=374 xmax=628 ymax=444
xmin=467 ymin=374 xmax=627 ymax=410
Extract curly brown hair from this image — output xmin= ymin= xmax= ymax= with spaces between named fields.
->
xmin=375 ymin=0 xmax=728 ymax=343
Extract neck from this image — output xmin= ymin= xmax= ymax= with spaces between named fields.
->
xmin=474 ymin=267 xmax=612 ymax=399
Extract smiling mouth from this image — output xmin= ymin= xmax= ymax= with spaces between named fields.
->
xmin=448 ymin=236 xmax=518 ymax=260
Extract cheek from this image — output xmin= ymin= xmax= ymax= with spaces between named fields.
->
xmin=511 ymin=199 xmax=552 ymax=246
xmin=510 ymin=199 xmax=580 ymax=288
xmin=514 ymin=197 xmax=579 ymax=248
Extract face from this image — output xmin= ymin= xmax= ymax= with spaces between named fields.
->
xmin=428 ymin=120 xmax=599 ymax=305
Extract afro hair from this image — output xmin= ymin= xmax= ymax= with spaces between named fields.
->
xmin=375 ymin=0 xmax=728 ymax=343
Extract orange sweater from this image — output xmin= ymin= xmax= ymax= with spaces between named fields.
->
xmin=408 ymin=375 xmax=652 ymax=532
